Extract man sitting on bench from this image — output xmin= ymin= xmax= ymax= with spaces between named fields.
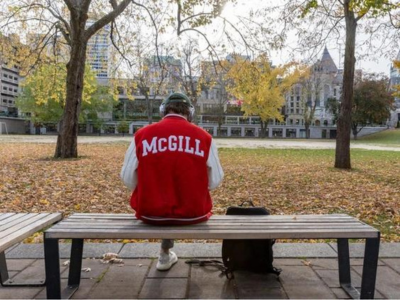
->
xmin=121 ymin=92 xmax=224 ymax=271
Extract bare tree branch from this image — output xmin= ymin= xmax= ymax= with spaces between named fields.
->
xmin=45 ymin=0 xmax=71 ymax=34
xmin=84 ymin=0 xmax=132 ymax=41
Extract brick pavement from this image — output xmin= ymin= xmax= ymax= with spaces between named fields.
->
xmin=1 ymin=243 xmax=399 ymax=299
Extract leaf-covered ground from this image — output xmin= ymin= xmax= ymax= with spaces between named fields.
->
xmin=0 ymin=143 xmax=398 ymax=242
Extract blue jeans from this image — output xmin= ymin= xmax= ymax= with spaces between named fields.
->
xmin=161 ymin=239 xmax=174 ymax=250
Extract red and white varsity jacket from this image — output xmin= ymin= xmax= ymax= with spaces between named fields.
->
xmin=121 ymin=114 xmax=224 ymax=224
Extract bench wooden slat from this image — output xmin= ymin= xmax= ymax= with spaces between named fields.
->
xmin=68 ymin=213 xmax=355 ymax=220
xmin=0 ymin=213 xmax=17 ymax=222
xmin=44 ymin=228 xmax=379 ymax=239
xmin=52 ymin=223 xmax=370 ymax=230
xmin=0 ymin=213 xmax=62 ymax=252
xmin=62 ymin=218 xmax=359 ymax=224
xmin=0 ymin=213 xmax=40 ymax=235
xmin=60 ymin=219 xmax=365 ymax=226
xmin=70 ymin=213 xmax=353 ymax=217
xmin=0 ymin=213 xmax=31 ymax=227
xmin=45 ymin=213 xmax=379 ymax=240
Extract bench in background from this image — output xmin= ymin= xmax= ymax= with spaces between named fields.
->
xmin=0 ymin=212 xmax=62 ymax=286
xmin=44 ymin=213 xmax=380 ymax=299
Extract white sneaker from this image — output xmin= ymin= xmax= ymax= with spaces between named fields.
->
xmin=156 ymin=251 xmax=178 ymax=271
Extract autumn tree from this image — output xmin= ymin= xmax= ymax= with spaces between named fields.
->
xmin=198 ymin=58 xmax=230 ymax=134
xmin=177 ymin=39 xmax=203 ymax=123
xmin=114 ymin=8 xmax=176 ymax=125
xmin=16 ymin=63 xmax=113 ymax=127
xmin=117 ymin=120 xmax=129 ymax=136
xmin=0 ymin=0 xmax=228 ymax=158
xmin=260 ymin=0 xmax=399 ymax=168
xmin=226 ymin=54 xmax=302 ymax=138
xmin=326 ymin=75 xmax=394 ymax=139
xmin=352 ymin=75 xmax=394 ymax=139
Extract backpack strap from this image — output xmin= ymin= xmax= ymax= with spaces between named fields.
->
xmin=239 ymin=201 xmax=255 ymax=207
xmin=185 ymin=259 xmax=234 ymax=279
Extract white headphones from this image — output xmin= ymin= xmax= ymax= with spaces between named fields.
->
xmin=159 ymin=93 xmax=195 ymax=122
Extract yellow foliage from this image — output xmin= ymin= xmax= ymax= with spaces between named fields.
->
xmin=226 ymin=54 xmax=306 ymax=122
xmin=21 ymin=63 xmax=98 ymax=106
xmin=109 ymin=78 xmax=136 ymax=101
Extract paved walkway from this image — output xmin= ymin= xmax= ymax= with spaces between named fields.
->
xmin=1 ymin=242 xmax=399 ymax=299
xmin=0 ymin=135 xmax=399 ymax=151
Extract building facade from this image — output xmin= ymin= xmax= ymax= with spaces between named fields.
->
xmin=145 ymin=55 xmax=183 ymax=95
xmin=0 ymin=61 xmax=20 ymax=117
xmin=389 ymin=50 xmax=400 ymax=127
xmin=87 ymin=22 xmax=113 ymax=79
xmin=0 ymin=34 xmax=22 ymax=118
xmin=86 ymin=49 xmax=384 ymax=138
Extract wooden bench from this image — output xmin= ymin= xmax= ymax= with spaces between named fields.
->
xmin=44 ymin=213 xmax=380 ymax=299
xmin=0 ymin=212 xmax=62 ymax=286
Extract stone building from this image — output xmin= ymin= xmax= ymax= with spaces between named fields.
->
xmin=389 ymin=50 xmax=400 ymax=127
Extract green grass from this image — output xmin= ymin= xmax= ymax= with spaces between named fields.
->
xmin=355 ymin=129 xmax=400 ymax=146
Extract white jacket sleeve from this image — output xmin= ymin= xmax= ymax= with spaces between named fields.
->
xmin=120 ymin=139 xmax=138 ymax=191
xmin=207 ymin=139 xmax=224 ymax=190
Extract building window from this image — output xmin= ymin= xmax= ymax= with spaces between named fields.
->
xmin=231 ymin=128 xmax=241 ymax=137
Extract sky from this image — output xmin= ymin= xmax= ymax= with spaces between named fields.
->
xmin=219 ymin=0 xmax=398 ymax=77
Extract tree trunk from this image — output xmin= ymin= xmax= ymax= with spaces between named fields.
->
xmin=335 ymin=0 xmax=356 ymax=169
xmin=353 ymin=131 xmax=358 ymax=140
xmin=260 ymin=121 xmax=268 ymax=138
xmin=217 ymin=118 xmax=222 ymax=136
xmin=54 ymin=41 xmax=87 ymax=158
xmin=305 ymin=122 xmax=310 ymax=139
xmin=146 ymin=93 xmax=153 ymax=125
xmin=192 ymin=97 xmax=199 ymax=125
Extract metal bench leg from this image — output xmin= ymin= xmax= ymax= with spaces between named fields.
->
xmin=0 ymin=251 xmax=10 ymax=285
xmin=63 ymin=239 xmax=84 ymax=299
xmin=44 ymin=236 xmax=61 ymax=299
xmin=360 ymin=236 xmax=380 ymax=299
xmin=338 ymin=238 xmax=359 ymax=299
xmin=0 ymin=250 xmax=45 ymax=287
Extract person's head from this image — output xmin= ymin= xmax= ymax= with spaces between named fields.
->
xmin=159 ymin=92 xmax=195 ymax=122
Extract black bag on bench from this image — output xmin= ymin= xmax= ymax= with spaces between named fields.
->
xmin=221 ymin=201 xmax=281 ymax=277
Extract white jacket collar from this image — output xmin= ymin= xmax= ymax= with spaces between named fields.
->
xmin=163 ymin=114 xmax=187 ymax=120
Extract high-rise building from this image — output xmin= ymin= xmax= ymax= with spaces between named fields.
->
xmin=86 ymin=22 xmax=113 ymax=79
xmin=0 ymin=34 xmax=22 ymax=117
xmin=0 ymin=60 xmax=20 ymax=117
